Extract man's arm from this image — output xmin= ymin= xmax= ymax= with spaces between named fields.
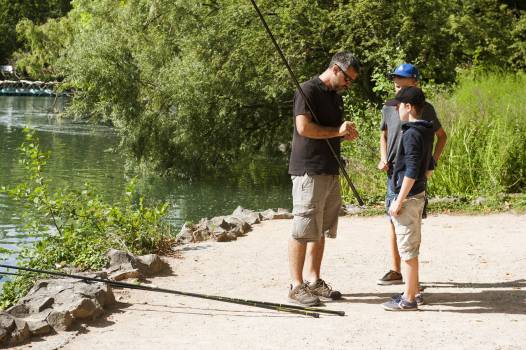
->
xmin=295 ymin=114 xmax=357 ymax=140
xmin=433 ymin=127 xmax=447 ymax=162
xmin=378 ymin=129 xmax=389 ymax=171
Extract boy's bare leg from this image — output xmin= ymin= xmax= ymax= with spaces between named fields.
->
xmin=288 ymin=238 xmax=307 ymax=287
xmin=403 ymin=257 xmax=419 ymax=301
xmin=389 ymin=221 xmax=401 ymax=272
xmin=305 ymin=236 xmax=325 ymax=283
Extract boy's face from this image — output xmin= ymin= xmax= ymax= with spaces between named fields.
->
xmin=393 ymin=76 xmax=418 ymax=93
xmin=397 ymin=102 xmax=412 ymax=121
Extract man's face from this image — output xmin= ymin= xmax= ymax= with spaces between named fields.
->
xmin=332 ymin=65 xmax=358 ymax=92
xmin=393 ymin=76 xmax=417 ymax=93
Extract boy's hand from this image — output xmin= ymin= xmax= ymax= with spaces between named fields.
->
xmin=425 ymin=170 xmax=433 ymax=178
xmin=377 ymin=159 xmax=389 ymax=171
xmin=389 ymin=199 xmax=403 ymax=217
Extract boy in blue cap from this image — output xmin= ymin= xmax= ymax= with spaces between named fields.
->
xmin=382 ymin=86 xmax=434 ymax=311
xmin=376 ymin=64 xmax=447 ymax=300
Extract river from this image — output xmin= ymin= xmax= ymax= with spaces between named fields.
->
xmin=0 ymin=96 xmax=292 ymax=266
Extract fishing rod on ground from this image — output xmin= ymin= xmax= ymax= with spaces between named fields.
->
xmin=248 ymin=0 xmax=364 ymax=206
xmin=0 ymin=264 xmax=345 ymax=318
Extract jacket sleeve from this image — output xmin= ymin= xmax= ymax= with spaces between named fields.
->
xmin=402 ymin=131 xmax=424 ymax=179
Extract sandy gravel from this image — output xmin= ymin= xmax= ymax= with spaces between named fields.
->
xmin=15 ymin=213 xmax=526 ymax=350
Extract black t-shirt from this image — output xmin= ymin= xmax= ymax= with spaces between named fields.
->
xmin=288 ymin=76 xmax=344 ymax=176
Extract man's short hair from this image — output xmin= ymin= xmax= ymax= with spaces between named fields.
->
xmin=329 ymin=52 xmax=360 ymax=72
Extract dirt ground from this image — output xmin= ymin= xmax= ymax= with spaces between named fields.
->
xmin=15 ymin=213 xmax=526 ymax=350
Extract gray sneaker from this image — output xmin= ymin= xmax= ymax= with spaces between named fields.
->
xmin=382 ymin=296 xmax=418 ymax=311
xmin=288 ymin=283 xmax=320 ymax=306
xmin=307 ymin=279 xmax=342 ymax=301
xmin=392 ymin=292 xmax=424 ymax=306
xmin=377 ymin=270 xmax=403 ymax=285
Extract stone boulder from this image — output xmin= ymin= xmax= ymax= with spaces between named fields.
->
xmin=2 ymin=277 xmax=115 ymax=346
xmin=104 ymin=249 xmax=170 ymax=280
xmin=232 ymin=206 xmax=262 ymax=225
xmin=260 ymin=208 xmax=293 ymax=220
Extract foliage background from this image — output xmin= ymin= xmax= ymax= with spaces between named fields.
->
xmin=2 ymin=0 xmax=526 ymax=201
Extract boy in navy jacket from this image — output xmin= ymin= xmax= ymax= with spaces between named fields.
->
xmin=382 ymin=86 xmax=435 ymax=311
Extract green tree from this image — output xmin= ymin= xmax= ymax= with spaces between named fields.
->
xmin=11 ymin=0 xmax=526 ymax=176
xmin=0 ymin=0 xmax=71 ymax=64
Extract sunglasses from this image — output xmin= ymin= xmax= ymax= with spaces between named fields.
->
xmin=336 ymin=64 xmax=356 ymax=83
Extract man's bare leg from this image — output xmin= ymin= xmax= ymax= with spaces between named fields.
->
xmin=288 ymin=238 xmax=307 ymax=287
xmin=305 ymin=235 xmax=325 ymax=283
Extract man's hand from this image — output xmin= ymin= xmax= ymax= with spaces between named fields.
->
xmin=339 ymin=121 xmax=358 ymax=141
xmin=377 ymin=159 xmax=389 ymax=171
xmin=389 ymin=199 xmax=403 ymax=217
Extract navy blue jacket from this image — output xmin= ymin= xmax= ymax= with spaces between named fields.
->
xmin=391 ymin=120 xmax=435 ymax=196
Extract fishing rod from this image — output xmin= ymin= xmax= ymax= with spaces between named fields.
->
xmin=248 ymin=0 xmax=364 ymax=206
xmin=0 ymin=264 xmax=345 ymax=317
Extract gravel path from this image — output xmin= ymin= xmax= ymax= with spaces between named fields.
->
xmin=17 ymin=213 xmax=526 ymax=350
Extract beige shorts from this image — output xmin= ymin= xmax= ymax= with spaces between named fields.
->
xmin=391 ymin=191 xmax=426 ymax=261
xmin=291 ymin=174 xmax=341 ymax=241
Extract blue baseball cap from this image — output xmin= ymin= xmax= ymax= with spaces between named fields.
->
xmin=390 ymin=63 xmax=420 ymax=80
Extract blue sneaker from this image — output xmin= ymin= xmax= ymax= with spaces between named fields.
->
xmin=382 ymin=296 xmax=418 ymax=311
xmin=392 ymin=292 xmax=424 ymax=306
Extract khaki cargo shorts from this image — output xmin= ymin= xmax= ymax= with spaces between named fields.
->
xmin=391 ymin=191 xmax=426 ymax=261
xmin=291 ymin=174 xmax=341 ymax=241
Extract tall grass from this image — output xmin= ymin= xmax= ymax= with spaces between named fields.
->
xmin=341 ymin=70 xmax=526 ymax=204
xmin=430 ymin=71 xmax=526 ymax=196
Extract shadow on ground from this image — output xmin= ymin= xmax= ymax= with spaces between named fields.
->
xmin=342 ymin=279 xmax=526 ymax=315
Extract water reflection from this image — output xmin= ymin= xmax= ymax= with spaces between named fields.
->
xmin=0 ymin=96 xmax=292 ymax=264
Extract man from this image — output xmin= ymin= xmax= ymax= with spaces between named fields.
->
xmin=288 ymin=52 xmax=360 ymax=306
xmin=377 ymin=63 xmax=447 ymax=289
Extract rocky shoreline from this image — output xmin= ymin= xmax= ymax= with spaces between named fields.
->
xmin=0 ymin=206 xmax=296 ymax=347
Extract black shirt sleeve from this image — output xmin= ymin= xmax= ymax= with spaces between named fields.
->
xmin=293 ymin=84 xmax=315 ymax=118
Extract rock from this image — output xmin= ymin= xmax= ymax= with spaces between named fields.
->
xmin=343 ymin=204 xmax=365 ymax=215
xmin=232 ymin=206 xmax=262 ymax=225
xmin=176 ymin=223 xmax=195 ymax=244
xmin=136 ymin=254 xmax=169 ymax=276
xmin=8 ymin=319 xmax=31 ymax=346
xmin=106 ymin=249 xmax=135 ymax=267
xmin=214 ymin=231 xmax=234 ymax=242
xmin=65 ymin=298 xmax=100 ymax=319
xmin=0 ymin=312 xmax=16 ymax=340
xmin=192 ymin=228 xmax=212 ymax=242
xmin=7 ymin=304 xmax=29 ymax=318
xmin=275 ymin=208 xmax=293 ymax=219
xmin=25 ymin=317 xmax=52 ymax=336
xmin=105 ymin=249 xmax=169 ymax=279
xmin=73 ymin=281 xmax=115 ymax=308
xmin=209 ymin=216 xmax=234 ymax=231
xmin=46 ymin=310 xmax=73 ymax=331
xmin=0 ymin=328 xmax=8 ymax=344
xmin=106 ymin=266 xmax=141 ymax=281
xmin=260 ymin=208 xmax=293 ymax=220
xmin=224 ymin=216 xmax=251 ymax=234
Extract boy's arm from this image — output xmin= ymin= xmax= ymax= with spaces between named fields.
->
xmin=433 ymin=127 xmax=447 ymax=163
xmin=378 ymin=129 xmax=389 ymax=171
xmin=389 ymin=177 xmax=416 ymax=217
